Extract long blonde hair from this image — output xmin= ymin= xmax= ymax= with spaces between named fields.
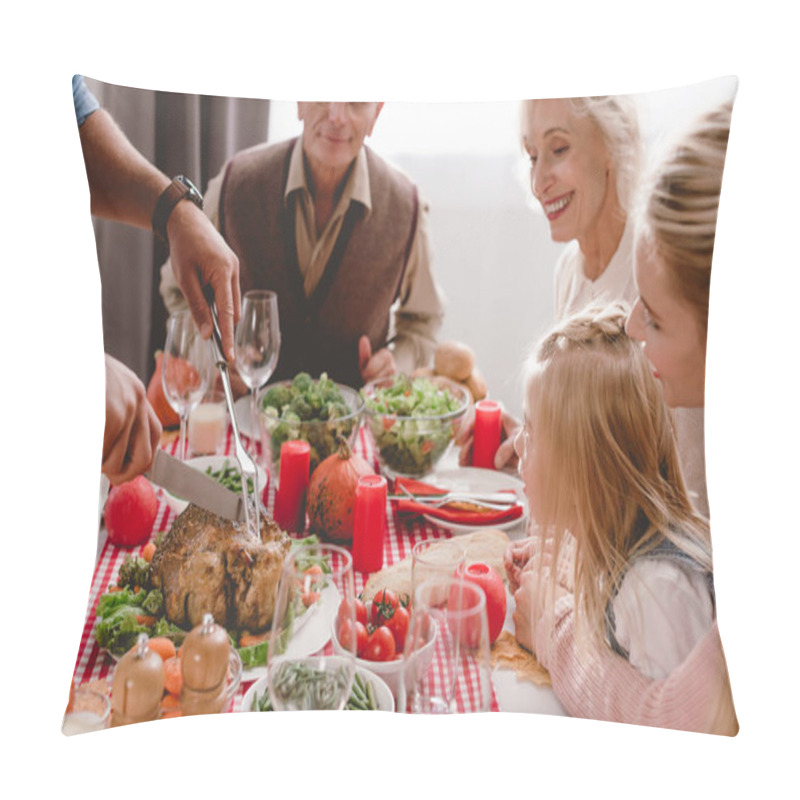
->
xmin=637 ymin=102 xmax=733 ymax=337
xmin=524 ymin=303 xmax=712 ymax=652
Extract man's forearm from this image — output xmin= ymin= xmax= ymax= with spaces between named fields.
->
xmin=78 ymin=108 xmax=169 ymax=228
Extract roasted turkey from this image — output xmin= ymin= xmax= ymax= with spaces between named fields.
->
xmin=150 ymin=504 xmax=291 ymax=632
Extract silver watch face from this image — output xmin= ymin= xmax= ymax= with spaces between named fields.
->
xmin=175 ymin=175 xmax=203 ymax=207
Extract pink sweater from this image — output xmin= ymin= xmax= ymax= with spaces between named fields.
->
xmin=536 ymin=596 xmax=737 ymax=735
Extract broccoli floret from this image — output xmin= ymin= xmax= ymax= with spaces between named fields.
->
xmin=289 ymin=394 xmax=313 ymax=420
xmin=291 ymin=372 xmax=314 ymax=392
xmin=262 ymin=384 xmax=292 ymax=412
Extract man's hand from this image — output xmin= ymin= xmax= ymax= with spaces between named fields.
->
xmin=358 ymin=335 xmax=397 ymax=383
xmin=167 ymin=201 xmax=241 ymax=362
xmin=102 ymin=354 xmax=162 ymax=484
xmin=456 ymin=404 xmax=521 ymax=469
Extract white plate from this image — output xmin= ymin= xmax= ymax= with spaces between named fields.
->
xmin=419 ymin=467 xmax=529 ymax=535
xmin=242 ymin=665 xmax=395 ymax=712
xmin=161 ymin=455 xmax=268 ymax=517
xmin=240 ymin=581 xmax=341 ymax=682
xmin=234 ymin=395 xmax=259 ymax=440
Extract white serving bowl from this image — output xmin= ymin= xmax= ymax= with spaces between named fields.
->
xmin=242 ymin=665 xmax=395 ymax=712
xmin=161 ymin=454 xmax=268 ymax=517
xmin=330 ymin=617 xmax=437 ymax=699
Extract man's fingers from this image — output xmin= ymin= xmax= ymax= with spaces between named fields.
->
xmin=182 ymin=276 xmax=214 ymax=341
xmin=211 ymin=274 xmax=237 ymax=363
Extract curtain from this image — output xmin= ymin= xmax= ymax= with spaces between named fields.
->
xmin=83 ymin=78 xmax=270 ymax=383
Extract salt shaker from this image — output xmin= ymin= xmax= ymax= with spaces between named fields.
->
xmin=180 ymin=613 xmax=231 ymax=715
xmin=111 ymin=633 xmax=164 ymax=727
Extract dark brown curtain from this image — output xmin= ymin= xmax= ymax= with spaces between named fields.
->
xmin=83 ymin=78 xmax=270 ymax=384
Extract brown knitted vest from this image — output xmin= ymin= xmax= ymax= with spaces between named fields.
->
xmin=219 ymin=138 xmax=419 ymax=387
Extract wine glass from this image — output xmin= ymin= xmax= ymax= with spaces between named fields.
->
xmin=235 ymin=291 xmax=281 ymax=456
xmin=267 ymin=543 xmax=357 ymax=711
xmin=162 ymin=310 xmax=213 ymax=460
xmin=400 ymin=577 xmax=492 ymax=714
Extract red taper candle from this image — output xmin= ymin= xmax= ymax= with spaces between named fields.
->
xmin=472 ymin=400 xmax=502 ymax=469
xmin=273 ymin=440 xmax=310 ymax=532
xmin=352 ymin=474 xmax=388 ymax=573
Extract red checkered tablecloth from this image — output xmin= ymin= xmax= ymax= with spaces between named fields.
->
xmin=70 ymin=425 xmax=498 ymax=714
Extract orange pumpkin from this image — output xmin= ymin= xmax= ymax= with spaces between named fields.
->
xmin=146 ymin=350 xmax=180 ymax=428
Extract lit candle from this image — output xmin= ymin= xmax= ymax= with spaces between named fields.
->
xmin=472 ymin=400 xmax=502 ymax=469
xmin=352 ymin=475 xmax=388 ymax=573
xmin=273 ymin=440 xmax=310 ymax=533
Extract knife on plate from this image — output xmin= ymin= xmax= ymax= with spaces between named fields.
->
xmin=147 ymin=449 xmax=245 ymax=522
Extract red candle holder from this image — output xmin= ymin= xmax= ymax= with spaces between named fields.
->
xmin=273 ymin=440 xmax=310 ymax=533
xmin=472 ymin=400 xmax=502 ymax=469
xmin=352 ymin=474 xmax=388 ymax=573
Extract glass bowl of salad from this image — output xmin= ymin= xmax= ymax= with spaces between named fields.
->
xmin=361 ymin=374 xmax=470 ymax=478
xmin=258 ymin=372 xmax=365 ymax=476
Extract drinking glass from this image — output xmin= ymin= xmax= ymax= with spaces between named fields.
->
xmin=267 ymin=543 xmax=356 ymax=710
xmin=188 ymin=390 xmax=228 ymax=456
xmin=400 ymin=577 xmax=492 ymax=714
xmin=235 ymin=291 xmax=281 ymax=455
xmin=162 ymin=310 xmax=213 ymax=460
xmin=411 ymin=539 xmax=466 ymax=605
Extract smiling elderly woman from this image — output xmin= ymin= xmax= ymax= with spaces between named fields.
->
xmin=522 ymin=96 xmax=642 ymax=320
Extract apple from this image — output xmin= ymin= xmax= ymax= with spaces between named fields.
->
xmin=105 ymin=476 xmax=158 ymax=548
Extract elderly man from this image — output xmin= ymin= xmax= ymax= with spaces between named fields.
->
xmin=160 ymin=101 xmax=444 ymax=388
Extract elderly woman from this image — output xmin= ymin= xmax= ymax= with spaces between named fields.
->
xmin=512 ymin=101 xmax=737 ymax=735
xmin=523 ymin=96 xmax=641 ymax=319
xmin=459 ymin=95 xmax=642 ymax=466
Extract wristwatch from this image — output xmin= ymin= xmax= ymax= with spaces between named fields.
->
xmin=152 ymin=175 xmax=204 ymax=244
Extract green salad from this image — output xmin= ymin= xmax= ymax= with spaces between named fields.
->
xmin=260 ymin=372 xmax=360 ymax=472
xmin=362 ymin=374 xmax=467 ymax=477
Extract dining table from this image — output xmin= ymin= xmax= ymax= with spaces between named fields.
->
xmin=69 ymin=414 xmax=567 ymax=720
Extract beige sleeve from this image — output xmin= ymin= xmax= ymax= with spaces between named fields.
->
xmin=158 ymin=166 xmax=226 ymax=314
xmin=391 ymin=198 xmax=446 ymax=374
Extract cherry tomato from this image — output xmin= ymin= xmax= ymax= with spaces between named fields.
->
xmin=337 ymin=597 xmax=369 ymax=629
xmin=354 ymin=598 xmax=368 ymax=627
xmin=338 ymin=620 xmax=368 ymax=656
xmin=384 ymin=605 xmax=409 ymax=652
xmin=370 ymin=589 xmax=400 ymax=627
xmin=362 ymin=626 xmax=396 ymax=662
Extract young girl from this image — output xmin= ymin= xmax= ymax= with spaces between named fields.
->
xmin=512 ymin=302 xmax=717 ymax=701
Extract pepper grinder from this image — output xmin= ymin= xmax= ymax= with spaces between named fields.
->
xmin=180 ymin=613 xmax=231 ymax=715
xmin=111 ymin=633 xmax=164 ymax=727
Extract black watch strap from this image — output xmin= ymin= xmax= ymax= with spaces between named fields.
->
xmin=152 ymin=175 xmax=204 ymax=244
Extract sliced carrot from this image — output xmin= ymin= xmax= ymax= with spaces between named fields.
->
xmin=136 ymin=615 xmax=157 ymax=626
xmin=141 ymin=542 xmax=157 ymax=563
xmin=239 ymin=632 xmax=268 ymax=648
xmin=164 ymin=657 xmax=183 ymax=696
xmin=302 ymin=591 xmax=321 ymax=608
xmin=146 ymin=637 xmax=176 ymax=662
xmin=161 ymin=692 xmax=180 ymax=710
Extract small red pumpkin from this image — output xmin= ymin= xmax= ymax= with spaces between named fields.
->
xmin=306 ymin=438 xmax=374 ymax=542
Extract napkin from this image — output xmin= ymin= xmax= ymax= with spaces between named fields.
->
xmin=392 ymin=477 xmax=524 ymax=526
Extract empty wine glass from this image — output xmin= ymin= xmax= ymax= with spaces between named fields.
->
xmin=400 ymin=577 xmax=492 ymax=714
xmin=162 ymin=310 xmax=213 ymax=460
xmin=235 ymin=291 xmax=280 ymax=455
xmin=267 ymin=543 xmax=357 ymax=711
